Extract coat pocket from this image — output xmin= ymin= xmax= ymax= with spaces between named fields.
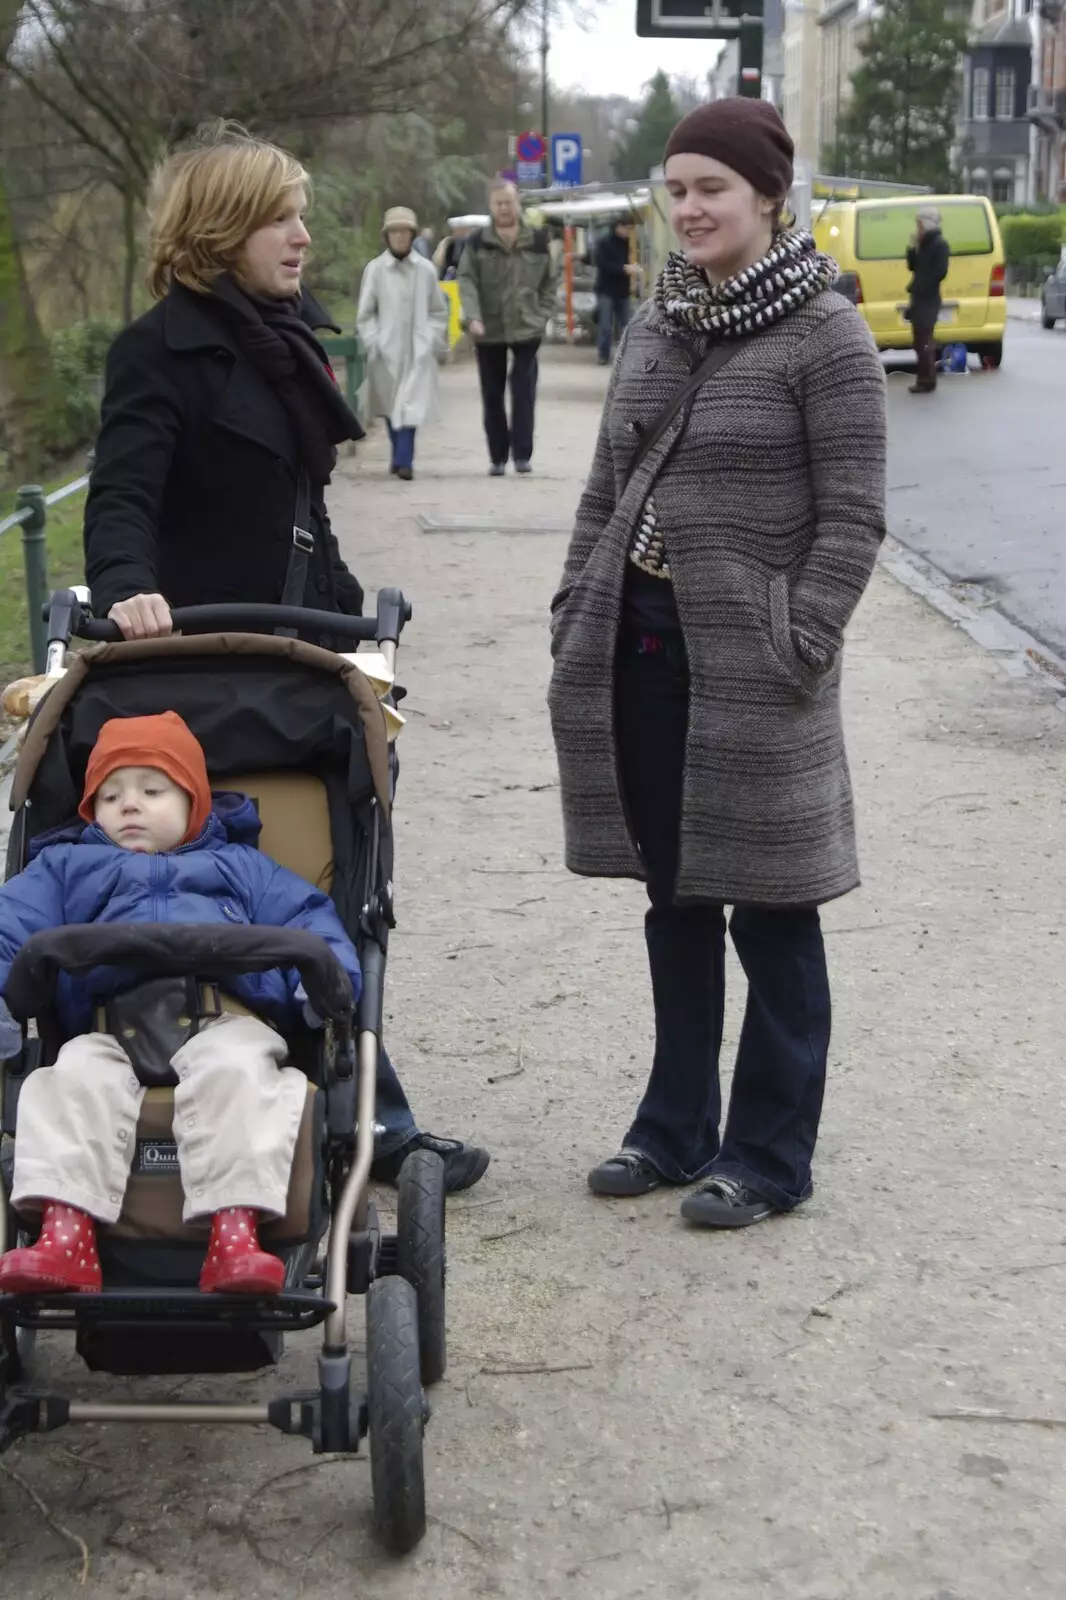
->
xmin=767 ymin=572 xmax=827 ymax=697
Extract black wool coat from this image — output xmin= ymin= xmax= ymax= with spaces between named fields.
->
xmin=84 ymin=282 xmax=364 ymax=626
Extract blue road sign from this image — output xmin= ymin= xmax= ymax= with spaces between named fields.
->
xmin=552 ymin=134 xmax=583 ymax=188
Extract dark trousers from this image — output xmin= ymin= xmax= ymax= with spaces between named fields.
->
xmin=475 ymin=341 xmax=540 ymax=465
xmin=912 ymin=320 xmax=938 ymax=390
xmin=597 ymin=294 xmax=632 ymax=362
xmin=614 ymin=630 xmax=832 ymax=1209
xmin=386 ymin=423 xmax=416 ymax=470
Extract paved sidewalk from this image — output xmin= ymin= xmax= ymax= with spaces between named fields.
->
xmin=3 ymin=348 xmax=1066 ymax=1599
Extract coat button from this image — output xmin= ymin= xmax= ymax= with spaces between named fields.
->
xmin=644 ymin=358 xmax=658 ymax=371
xmin=627 ymin=420 xmax=644 ymax=435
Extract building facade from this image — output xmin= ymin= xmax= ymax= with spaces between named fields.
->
xmin=1028 ymin=1 xmax=1066 ymax=200
xmin=959 ymin=3 xmax=1036 ymax=202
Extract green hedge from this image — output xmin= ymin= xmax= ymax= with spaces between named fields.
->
xmin=999 ymin=213 xmax=1064 ymax=288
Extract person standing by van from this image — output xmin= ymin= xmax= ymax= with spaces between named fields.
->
xmin=906 ymin=206 xmax=950 ymax=394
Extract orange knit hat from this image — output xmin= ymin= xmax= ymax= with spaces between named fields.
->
xmin=79 ymin=712 xmax=212 ymax=843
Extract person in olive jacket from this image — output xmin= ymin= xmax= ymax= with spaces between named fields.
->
xmin=457 ymin=180 xmax=560 ymax=476
xmin=80 ymin=123 xmax=490 ymax=1197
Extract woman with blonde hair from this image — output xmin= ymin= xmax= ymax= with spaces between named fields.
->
xmin=83 ymin=123 xmax=490 ymax=1194
xmin=84 ymin=121 xmax=366 ymax=642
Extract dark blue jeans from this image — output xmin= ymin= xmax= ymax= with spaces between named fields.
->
xmin=597 ymin=293 xmax=632 ymax=362
xmin=386 ymin=423 xmax=416 ymax=470
xmin=614 ymin=629 xmax=831 ymax=1209
xmin=375 ymin=1045 xmax=418 ymax=1154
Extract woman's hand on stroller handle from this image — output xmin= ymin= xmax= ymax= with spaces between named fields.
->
xmin=47 ymin=590 xmax=412 ymax=649
xmin=108 ymin=594 xmax=173 ymax=640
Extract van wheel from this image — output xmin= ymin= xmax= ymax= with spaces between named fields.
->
xmin=1042 ymin=312 xmax=1056 ymax=330
xmin=978 ymin=342 xmax=1003 ymax=369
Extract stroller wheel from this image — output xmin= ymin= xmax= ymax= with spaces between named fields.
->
xmin=396 ymin=1148 xmax=447 ymax=1386
xmin=366 ymin=1276 xmax=427 ymax=1554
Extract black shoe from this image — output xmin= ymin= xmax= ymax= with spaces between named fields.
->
xmin=371 ymin=1132 xmax=490 ymax=1194
xmin=908 ymin=383 xmax=936 ymax=394
xmin=587 ymin=1148 xmax=664 ymax=1197
xmin=489 ymin=462 xmax=506 ymax=477
xmin=389 ymin=463 xmax=400 ymax=475
xmin=680 ymin=1176 xmax=778 ymax=1229
xmin=395 ymin=466 xmax=414 ymax=481
xmin=514 ymin=459 xmax=532 ymax=474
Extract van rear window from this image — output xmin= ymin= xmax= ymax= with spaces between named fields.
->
xmin=856 ymin=203 xmax=993 ymax=260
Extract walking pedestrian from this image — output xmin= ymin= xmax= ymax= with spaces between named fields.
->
xmin=548 ymin=98 xmax=886 ymax=1229
xmin=83 ymin=123 xmax=489 ymax=1193
xmin=595 ymin=218 xmax=639 ymax=365
xmin=906 ymin=206 xmax=950 ymax=395
xmin=356 ymin=206 xmax=449 ymax=482
xmin=412 ymin=225 xmax=435 ymax=260
xmin=457 ymin=180 xmax=559 ymax=476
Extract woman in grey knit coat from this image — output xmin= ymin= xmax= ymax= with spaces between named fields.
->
xmin=548 ymin=100 xmax=887 ymax=1228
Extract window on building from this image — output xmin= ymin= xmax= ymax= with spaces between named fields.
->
xmin=995 ymin=68 xmax=1015 ymax=119
xmin=992 ymin=172 xmax=1015 ymax=204
xmin=973 ymin=67 xmax=990 ymax=121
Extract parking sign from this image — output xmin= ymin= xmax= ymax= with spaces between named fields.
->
xmin=552 ymin=134 xmax=583 ymax=188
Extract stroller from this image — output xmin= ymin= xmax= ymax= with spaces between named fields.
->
xmin=0 ymin=588 xmax=444 ymax=1555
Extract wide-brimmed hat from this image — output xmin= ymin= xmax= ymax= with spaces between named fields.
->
xmin=382 ymin=206 xmax=418 ymax=234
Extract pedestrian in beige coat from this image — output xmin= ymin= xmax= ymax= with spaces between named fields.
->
xmin=548 ymin=99 xmax=887 ymax=1229
xmin=357 ymin=206 xmax=449 ymax=481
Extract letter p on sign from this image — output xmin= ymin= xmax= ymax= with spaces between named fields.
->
xmin=552 ymin=135 xmax=582 ymax=188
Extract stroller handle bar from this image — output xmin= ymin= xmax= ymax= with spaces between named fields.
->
xmin=5 ymin=923 xmax=355 ymax=1030
xmin=44 ymin=589 xmax=412 ymax=650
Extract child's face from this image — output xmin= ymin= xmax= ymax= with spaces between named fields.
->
xmin=93 ymin=766 xmax=191 ymax=854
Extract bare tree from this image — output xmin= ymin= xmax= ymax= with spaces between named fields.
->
xmin=0 ymin=0 xmax=65 ymax=478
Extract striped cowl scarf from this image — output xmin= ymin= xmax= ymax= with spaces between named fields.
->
xmin=654 ymin=228 xmax=838 ymax=339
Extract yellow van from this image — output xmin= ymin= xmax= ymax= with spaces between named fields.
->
xmin=813 ymin=194 xmax=1006 ymax=367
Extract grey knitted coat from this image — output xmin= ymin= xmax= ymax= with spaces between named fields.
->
xmin=547 ymin=289 xmax=887 ymax=907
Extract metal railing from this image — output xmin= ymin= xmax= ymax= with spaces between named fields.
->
xmin=0 ymin=466 xmax=91 ymax=674
xmin=318 ymin=335 xmax=365 ymax=416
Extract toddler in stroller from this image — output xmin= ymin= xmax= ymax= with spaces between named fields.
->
xmin=0 ymin=709 xmax=362 ymax=1299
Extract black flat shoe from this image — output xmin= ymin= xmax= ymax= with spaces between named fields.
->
xmin=395 ymin=467 xmax=414 ymax=481
xmin=514 ymin=460 xmax=532 ymax=474
xmin=372 ymin=1132 xmax=490 ymax=1194
xmin=587 ymin=1148 xmax=664 ymax=1197
xmin=489 ymin=463 xmax=506 ymax=477
xmin=680 ymin=1176 xmax=779 ymax=1229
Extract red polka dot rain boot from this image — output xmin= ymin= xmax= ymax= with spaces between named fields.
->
xmin=0 ymin=1202 xmax=102 ymax=1294
xmin=199 ymin=1207 xmax=286 ymax=1296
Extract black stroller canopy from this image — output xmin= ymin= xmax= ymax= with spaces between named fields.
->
xmin=12 ymin=633 xmax=392 ymax=838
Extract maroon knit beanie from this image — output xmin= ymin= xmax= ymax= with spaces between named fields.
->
xmin=664 ymin=98 xmax=794 ymax=202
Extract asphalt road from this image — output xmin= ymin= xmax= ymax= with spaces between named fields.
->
xmin=885 ymin=316 xmax=1066 ymax=659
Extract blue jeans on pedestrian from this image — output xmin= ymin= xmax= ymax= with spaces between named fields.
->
xmin=374 ymin=1045 xmax=418 ymax=1154
xmin=613 ymin=627 xmax=832 ymax=1209
xmin=386 ymin=423 xmax=416 ymax=470
xmin=597 ymin=294 xmax=632 ymax=363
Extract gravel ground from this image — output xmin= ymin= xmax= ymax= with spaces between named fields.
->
xmin=2 ymin=347 xmax=1065 ymax=1599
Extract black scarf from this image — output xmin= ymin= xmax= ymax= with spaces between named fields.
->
xmin=209 ymin=275 xmax=364 ymax=485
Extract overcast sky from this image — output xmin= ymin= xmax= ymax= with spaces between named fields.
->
xmin=550 ymin=0 xmax=724 ymax=100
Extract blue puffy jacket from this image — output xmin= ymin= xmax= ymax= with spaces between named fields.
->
xmin=0 ymin=793 xmax=362 ymax=1035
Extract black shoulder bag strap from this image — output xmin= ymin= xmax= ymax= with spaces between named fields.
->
xmin=623 ymin=338 xmax=748 ymax=490
xmin=276 ymin=466 xmax=314 ymax=637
